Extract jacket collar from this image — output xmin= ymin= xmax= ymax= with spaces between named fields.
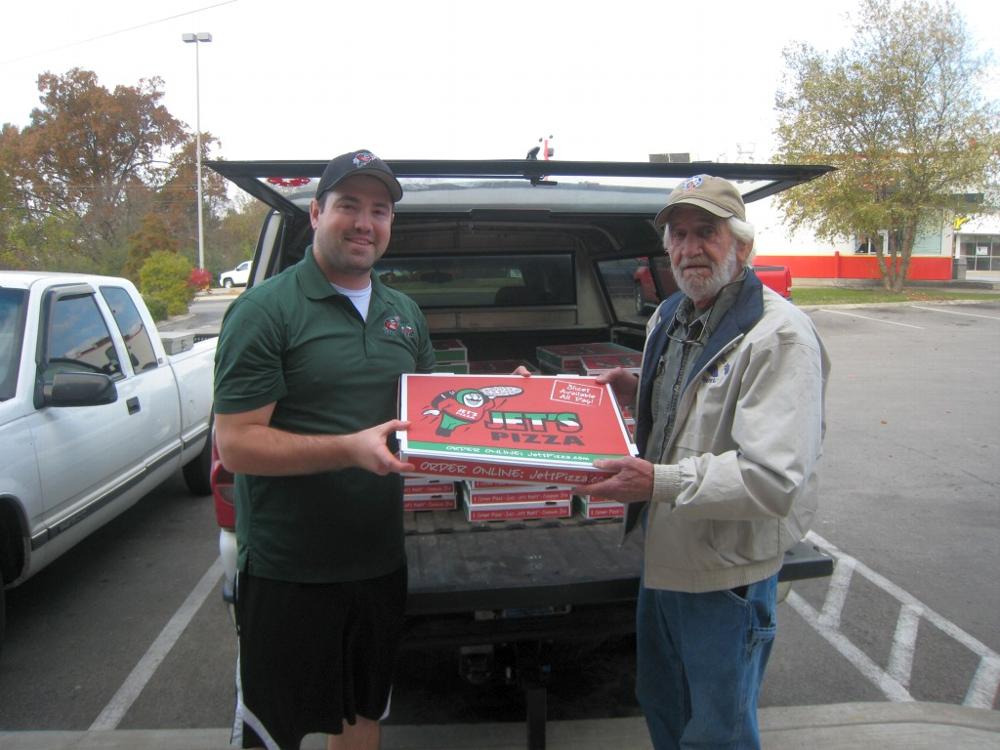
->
xmin=635 ymin=269 xmax=765 ymax=454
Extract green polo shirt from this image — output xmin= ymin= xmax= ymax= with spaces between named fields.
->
xmin=214 ymin=248 xmax=436 ymax=583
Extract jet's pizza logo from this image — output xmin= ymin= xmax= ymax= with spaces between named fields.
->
xmin=486 ymin=409 xmax=584 ymax=446
xmin=383 ymin=315 xmax=416 ymax=337
xmin=422 ymin=386 xmax=523 ymax=437
xmin=421 ymin=384 xmax=585 ymax=445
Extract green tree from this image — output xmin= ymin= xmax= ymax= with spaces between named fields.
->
xmin=210 ymin=194 xmax=267 ymax=278
xmin=3 ymin=68 xmax=185 ymax=271
xmin=774 ymin=0 xmax=1000 ymax=291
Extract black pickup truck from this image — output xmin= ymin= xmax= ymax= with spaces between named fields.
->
xmin=208 ymin=158 xmax=835 ymax=747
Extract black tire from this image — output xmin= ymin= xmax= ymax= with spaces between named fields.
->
xmin=223 ymin=278 xmax=234 ymax=289
xmin=183 ymin=423 xmax=213 ymax=496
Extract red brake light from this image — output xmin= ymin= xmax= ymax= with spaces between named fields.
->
xmin=211 ymin=436 xmax=236 ymax=529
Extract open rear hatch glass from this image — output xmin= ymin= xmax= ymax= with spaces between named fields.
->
xmin=206 ymin=158 xmax=833 ymax=219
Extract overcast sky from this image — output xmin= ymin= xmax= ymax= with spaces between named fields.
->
xmin=3 ymin=0 xmax=997 ymax=168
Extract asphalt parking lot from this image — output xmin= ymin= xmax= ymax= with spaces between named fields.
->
xmin=1 ymin=298 xmax=997 ymax=740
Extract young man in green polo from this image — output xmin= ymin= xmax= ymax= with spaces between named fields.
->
xmin=214 ymin=149 xmax=435 ymax=750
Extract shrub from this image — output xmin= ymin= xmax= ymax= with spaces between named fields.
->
xmin=140 ymin=251 xmax=194 ymax=320
xmin=143 ymin=296 xmax=169 ymax=322
xmin=188 ymin=267 xmax=211 ymax=291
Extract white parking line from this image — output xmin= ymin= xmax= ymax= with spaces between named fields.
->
xmin=794 ymin=532 xmax=1000 ymax=708
xmin=887 ymin=603 xmax=922 ymax=688
xmin=787 ymin=590 xmax=914 ymax=702
xmin=819 ymin=309 xmax=924 ymax=329
xmin=90 ymin=558 xmax=224 ymax=730
xmin=910 ymin=305 xmax=1000 ymax=320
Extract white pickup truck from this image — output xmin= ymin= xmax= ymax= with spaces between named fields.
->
xmin=0 ymin=272 xmax=216 ymax=654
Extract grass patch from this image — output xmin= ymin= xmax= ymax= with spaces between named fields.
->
xmin=791 ymin=287 xmax=1000 ymax=306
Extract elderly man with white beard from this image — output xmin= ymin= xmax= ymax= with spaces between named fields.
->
xmin=575 ymin=175 xmax=831 ymax=750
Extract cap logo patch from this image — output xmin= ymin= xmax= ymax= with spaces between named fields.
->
xmin=353 ymin=150 xmax=376 ymax=168
xmin=680 ymin=175 xmax=706 ymax=191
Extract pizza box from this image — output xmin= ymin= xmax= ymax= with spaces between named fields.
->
xmin=432 ymin=338 xmax=468 ymax=364
xmin=576 ymin=495 xmax=626 ymax=519
xmin=403 ymin=475 xmax=452 ymax=486
xmin=535 ymin=342 xmax=641 ymax=374
xmin=469 ymin=359 xmax=539 ymax=375
xmin=463 ymin=482 xmax=573 ymax=506
xmin=465 ymin=499 xmax=572 ymax=522
xmin=397 ymin=373 xmax=637 ymax=486
xmin=579 ymin=353 xmax=643 ymax=376
xmin=461 ymin=479 xmax=571 ymax=490
xmin=404 ymin=495 xmax=458 ymax=511
xmin=405 ymin=488 xmax=458 ymax=501
xmin=467 ymin=479 xmax=532 ymax=489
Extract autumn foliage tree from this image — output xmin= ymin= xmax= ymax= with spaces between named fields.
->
xmin=773 ymin=0 xmax=1000 ymax=291
xmin=2 ymin=68 xmax=186 ymax=271
xmin=157 ymin=133 xmax=228 ymax=271
xmin=123 ymin=212 xmax=180 ymax=284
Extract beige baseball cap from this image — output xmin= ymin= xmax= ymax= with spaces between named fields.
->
xmin=653 ymin=174 xmax=746 ymax=227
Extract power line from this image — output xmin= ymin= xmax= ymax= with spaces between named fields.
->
xmin=0 ymin=1 xmax=238 ymax=66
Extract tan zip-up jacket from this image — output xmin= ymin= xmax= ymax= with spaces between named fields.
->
xmin=627 ymin=275 xmax=830 ymax=593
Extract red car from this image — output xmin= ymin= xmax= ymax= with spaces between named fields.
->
xmin=633 ymin=259 xmax=792 ymax=313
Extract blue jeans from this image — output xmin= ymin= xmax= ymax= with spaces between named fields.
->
xmin=635 ymin=574 xmax=778 ymax=750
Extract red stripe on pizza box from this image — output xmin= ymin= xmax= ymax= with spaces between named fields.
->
xmin=465 ymin=500 xmax=573 ymax=522
xmin=466 ymin=488 xmax=573 ymax=505
xmin=404 ymin=496 xmax=458 ymax=511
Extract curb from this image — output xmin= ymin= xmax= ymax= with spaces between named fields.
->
xmin=1 ymin=703 xmax=997 ymax=750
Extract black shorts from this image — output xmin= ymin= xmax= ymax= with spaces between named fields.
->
xmin=232 ymin=566 xmax=407 ymax=750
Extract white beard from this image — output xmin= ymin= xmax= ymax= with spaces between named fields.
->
xmin=673 ymin=245 xmax=741 ymax=305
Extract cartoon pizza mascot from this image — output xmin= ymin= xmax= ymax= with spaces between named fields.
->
xmin=422 ymin=385 xmax=523 ymax=437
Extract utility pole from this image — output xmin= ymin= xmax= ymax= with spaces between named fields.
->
xmin=182 ymin=32 xmax=212 ymax=271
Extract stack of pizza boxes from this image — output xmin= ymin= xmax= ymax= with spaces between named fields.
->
xmin=535 ymin=341 xmax=641 ymax=376
xmin=396 ymin=374 xmax=637 ymax=516
xmin=402 ymin=476 xmax=457 ymax=512
xmin=575 ymin=494 xmax=626 ymax=520
xmin=432 ymin=339 xmax=469 ymax=374
xmin=461 ymin=480 xmax=572 ymax=522
xmin=578 ymin=352 xmax=643 ymax=377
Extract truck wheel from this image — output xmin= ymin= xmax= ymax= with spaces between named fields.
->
xmin=223 ymin=278 xmax=234 ymax=289
xmin=183 ymin=423 xmax=213 ymax=496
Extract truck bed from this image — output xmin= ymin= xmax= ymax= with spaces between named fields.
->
xmin=402 ymin=511 xmax=833 ymax=646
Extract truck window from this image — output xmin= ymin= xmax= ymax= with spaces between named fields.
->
xmin=0 ymin=288 xmax=28 ymax=401
xmin=374 ymin=253 xmax=575 ymax=308
xmin=100 ymin=286 xmax=158 ymax=372
xmin=41 ymin=294 xmax=123 ymax=383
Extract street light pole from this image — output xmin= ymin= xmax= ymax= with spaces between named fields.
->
xmin=182 ymin=32 xmax=212 ymax=271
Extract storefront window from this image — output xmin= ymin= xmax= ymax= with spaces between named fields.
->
xmin=959 ymin=234 xmax=1000 ymax=271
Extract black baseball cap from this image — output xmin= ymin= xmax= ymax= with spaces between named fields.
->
xmin=315 ymin=149 xmax=403 ymax=203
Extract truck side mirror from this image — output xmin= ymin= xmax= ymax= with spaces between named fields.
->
xmin=44 ymin=372 xmax=118 ymax=407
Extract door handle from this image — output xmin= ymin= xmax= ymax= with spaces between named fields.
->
xmin=127 ymin=397 xmax=140 ymax=415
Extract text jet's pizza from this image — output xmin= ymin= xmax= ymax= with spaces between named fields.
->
xmin=397 ymin=373 xmax=637 ymax=485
